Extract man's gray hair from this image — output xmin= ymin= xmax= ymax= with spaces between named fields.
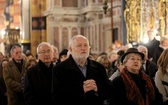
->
xmin=10 ymin=45 xmax=21 ymax=54
xmin=37 ymin=42 xmax=51 ymax=54
xmin=68 ymin=35 xmax=88 ymax=48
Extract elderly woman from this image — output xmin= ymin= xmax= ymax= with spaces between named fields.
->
xmin=109 ymin=48 xmax=163 ymax=105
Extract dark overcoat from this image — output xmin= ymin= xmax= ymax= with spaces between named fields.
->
xmin=110 ymin=71 xmax=163 ymax=105
xmin=23 ymin=60 xmax=53 ymax=105
xmin=52 ymin=55 xmax=110 ymax=105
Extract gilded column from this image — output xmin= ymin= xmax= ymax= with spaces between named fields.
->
xmin=124 ymin=0 xmax=141 ymax=43
xmin=30 ymin=0 xmax=47 ymax=56
xmin=158 ymin=0 xmax=165 ymax=37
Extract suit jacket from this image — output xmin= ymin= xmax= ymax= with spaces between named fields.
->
xmin=144 ymin=38 xmax=160 ymax=60
xmin=3 ymin=59 xmax=26 ymax=105
xmin=152 ymin=46 xmax=164 ymax=64
xmin=52 ymin=55 xmax=110 ymax=105
xmin=141 ymin=60 xmax=158 ymax=79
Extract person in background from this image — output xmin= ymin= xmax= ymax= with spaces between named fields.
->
xmin=137 ymin=45 xmax=158 ymax=79
xmin=153 ymin=35 xmax=168 ymax=64
xmin=109 ymin=50 xmax=125 ymax=81
xmin=155 ymin=48 xmax=168 ymax=105
xmin=23 ymin=42 xmax=53 ymax=105
xmin=96 ymin=54 xmax=112 ymax=78
xmin=107 ymin=50 xmax=118 ymax=74
xmin=58 ymin=49 xmax=68 ymax=63
xmin=51 ymin=45 xmax=59 ymax=65
xmin=21 ymin=58 xmax=37 ymax=93
xmin=0 ymin=58 xmax=9 ymax=105
xmin=89 ymin=53 xmax=99 ymax=61
xmin=25 ymin=58 xmax=37 ymax=70
xmin=142 ymin=28 xmax=160 ymax=62
xmin=25 ymin=53 xmax=34 ymax=61
xmin=124 ymin=43 xmax=133 ymax=50
xmin=35 ymin=53 xmax=39 ymax=62
xmin=3 ymin=44 xmax=27 ymax=105
xmin=109 ymin=48 xmax=163 ymax=105
xmin=114 ymin=40 xmax=124 ymax=51
xmin=52 ymin=35 xmax=110 ymax=105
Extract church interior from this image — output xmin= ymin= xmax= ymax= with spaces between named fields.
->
xmin=0 ymin=0 xmax=166 ymax=57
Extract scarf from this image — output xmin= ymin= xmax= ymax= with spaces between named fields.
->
xmin=121 ymin=68 xmax=155 ymax=105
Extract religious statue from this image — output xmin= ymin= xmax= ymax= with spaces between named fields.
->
xmin=124 ymin=5 xmax=130 ymax=43
xmin=158 ymin=0 xmax=166 ymax=36
xmin=124 ymin=0 xmax=141 ymax=42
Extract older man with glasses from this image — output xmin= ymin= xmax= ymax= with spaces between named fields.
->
xmin=23 ymin=42 xmax=54 ymax=105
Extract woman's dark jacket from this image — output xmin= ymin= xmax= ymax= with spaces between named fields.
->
xmin=109 ymin=71 xmax=163 ymax=105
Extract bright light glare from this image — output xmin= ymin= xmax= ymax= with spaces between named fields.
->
xmin=142 ymin=36 xmax=149 ymax=44
xmin=1 ymin=29 xmax=6 ymax=39
xmin=15 ymin=27 xmax=19 ymax=29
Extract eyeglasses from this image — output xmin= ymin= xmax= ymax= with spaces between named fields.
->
xmin=129 ymin=57 xmax=141 ymax=61
xmin=39 ymin=49 xmax=51 ymax=54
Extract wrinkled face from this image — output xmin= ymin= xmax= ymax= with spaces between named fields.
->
xmin=70 ymin=37 xmax=90 ymax=60
xmin=125 ymin=53 xmax=142 ymax=73
xmin=38 ymin=44 xmax=52 ymax=64
xmin=11 ymin=47 xmax=23 ymax=61
xmin=138 ymin=47 xmax=148 ymax=60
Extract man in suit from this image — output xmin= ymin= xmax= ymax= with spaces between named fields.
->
xmin=137 ymin=45 xmax=158 ymax=79
xmin=52 ymin=35 xmax=110 ymax=105
xmin=143 ymin=28 xmax=160 ymax=62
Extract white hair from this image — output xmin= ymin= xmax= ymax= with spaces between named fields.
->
xmin=68 ymin=35 xmax=89 ymax=48
xmin=36 ymin=42 xmax=51 ymax=54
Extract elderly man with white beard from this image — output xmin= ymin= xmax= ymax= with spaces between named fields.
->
xmin=52 ymin=35 xmax=110 ymax=105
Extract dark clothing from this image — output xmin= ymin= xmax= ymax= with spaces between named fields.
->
xmin=23 ymin=60 xmax=53 ymax=105
xmin=0 ymin=61 xmax=7 ymax=105
xmin=0 ymin=76 xmax=7 ymax=105
xmin=141 ymin=60 xmax=158 ymax=79
xmin=13 ymin=59 xmax=23 ymax=73
xmin=152 ymin=46 xmax=164 ymax=64
xmin=52 ymin=55 xmax=110 ymax=105
xmin=110 ymin=71 xmax=163 ymax=105
xmin=142 ymin=38 xmax=160 ymax=61
xmin=163 ymin=100 xmax=168 ymax=105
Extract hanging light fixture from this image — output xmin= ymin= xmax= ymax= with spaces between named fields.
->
xmin=103 ymin=0 xmax=108 ymax=14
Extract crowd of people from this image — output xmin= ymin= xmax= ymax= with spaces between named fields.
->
xmin=0 ymin=32 xmax=168 ymax=105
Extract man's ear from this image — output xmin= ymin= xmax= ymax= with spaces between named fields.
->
xmin=69 ymin=47 xmax=72 ymax=52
